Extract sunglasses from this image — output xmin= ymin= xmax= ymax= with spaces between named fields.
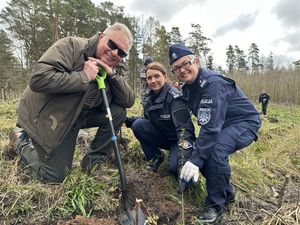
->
xmin=107 ymin=39 xmax=128 ymax=58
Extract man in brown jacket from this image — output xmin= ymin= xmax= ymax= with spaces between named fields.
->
xmin=8 ymin=23 xmax=135 ymax=183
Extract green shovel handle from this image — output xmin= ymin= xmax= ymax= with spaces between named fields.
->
xmin=95 ymin=67 xmax=107 ymax=89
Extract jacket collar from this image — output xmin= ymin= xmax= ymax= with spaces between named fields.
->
xmin=183 ymin=68 xmax=202 ymax=91
xmin=83 ymin=33 xmax=100 ymax=60
xmin=144 ymin=83 xmax=172 ymax=104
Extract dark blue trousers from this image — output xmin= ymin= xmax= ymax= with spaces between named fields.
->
xmin=131 ymin=118 xmax=180 ymax=175
xmin=201 ymin=126 xmax=257 ymax=211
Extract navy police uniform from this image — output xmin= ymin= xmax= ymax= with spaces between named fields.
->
xmin=132 ymin=82 xmax=195 ymax=175
xmin=182 ymin=68 xmax=261 ymax=211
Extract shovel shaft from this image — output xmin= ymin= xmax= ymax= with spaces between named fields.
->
xmin=96 ymin=68 xmax=135 ymax=224
xmin=100 ymin=88 xmax=130 ymax=212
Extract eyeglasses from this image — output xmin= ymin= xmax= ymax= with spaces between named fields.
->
xmin=172 ymin=60 xmax=192 ymax=74
xmin=107 ymin=39 xmax=128 ymax=58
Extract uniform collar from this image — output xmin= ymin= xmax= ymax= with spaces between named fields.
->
xmin=184 ymin=68 xmax=202 ymax=90
xmin=144 ymin=83 xmax=172 ymax=104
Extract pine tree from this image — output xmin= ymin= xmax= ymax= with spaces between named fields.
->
xmin=226 ymin=45 xmax=235 ymax=72
xmin=265 ymin=51 xmax=274 ymax=72
xmin=248 ymin=43 xmax=260 ymax=74
xmin=153 ymin=26 xmax=170 ymax=68
xmin=206 ymin=55 xmax=214 ymax=70
xmin=187 ymin=24 xmax=211 ymax=64
xmin=234 ymin=45 xmax=247 ymax=72
xmin=0 ymin=30 xmax=23 ymax=94
xmin=168 ymin=27 xmax=183 ymax=44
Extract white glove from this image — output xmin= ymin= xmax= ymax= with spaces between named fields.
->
xmin=180 ymin=161 xmax=200 ymax=183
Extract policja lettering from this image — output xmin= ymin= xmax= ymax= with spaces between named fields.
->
xmin=200 ymin=98 xmax=213 ymax=104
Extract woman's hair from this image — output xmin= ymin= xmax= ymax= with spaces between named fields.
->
xmin=145 ymin=62 xmax=167 ymax=75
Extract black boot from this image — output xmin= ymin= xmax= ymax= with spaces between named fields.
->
xmin=8 ymin=127 xmax=23 ymax=149
xmin=225 ymin=192 xmax=235 ymax=204
xmin=146 ymin=152 xmax=164 ymax=172
xmin=198 ymin=206 xmax=223 ymax=224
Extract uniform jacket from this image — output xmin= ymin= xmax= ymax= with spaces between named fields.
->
xmin=259 ymin=93 xmax=270 ymax=104
xmin=182 ymin=68 xmax=261 ymax=168
xmin=142 ymin=83 xmax=195 ymax=145
xmin=17 ymin=34 xmax=135 ymax=154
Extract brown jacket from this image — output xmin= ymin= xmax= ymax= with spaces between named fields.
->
xmin=17 ymin=34 xmax=135 ymax=153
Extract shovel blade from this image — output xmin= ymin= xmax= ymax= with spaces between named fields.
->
xmin=119 ymin=207 xmax=146 ymax=225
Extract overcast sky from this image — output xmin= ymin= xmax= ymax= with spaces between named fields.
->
xmin=1 ymin=0 xmax=300 ymax=67
xmin=92 ymin=0 xmax=300 ymax=67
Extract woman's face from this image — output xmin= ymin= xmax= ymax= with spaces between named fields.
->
xmin=146 ymin=69 xmax=167 ymax=92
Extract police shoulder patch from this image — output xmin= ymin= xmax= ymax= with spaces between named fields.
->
xmin=197 ymin=108 xmax=211 ymax=125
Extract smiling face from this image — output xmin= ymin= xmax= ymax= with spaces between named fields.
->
xmin=145 ymin=62 xmax=168 ymax=92
xmin=95 ymin=30 xmax=130 ymax=67
xmin=171 ymin=55 xmax=200 ymax=84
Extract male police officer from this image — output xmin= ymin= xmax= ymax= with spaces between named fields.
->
xmin=169 ymin=44 xmax=261 ymax=223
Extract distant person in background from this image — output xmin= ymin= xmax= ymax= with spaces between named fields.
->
xmin=259 ymin=91 xmax=270 ymax=115
xmin=172 ymin=81 xmax=184 ymax=91
xmin=139 ymin=56 xmax=153 ymax=96
xmin=172 ymin=81 xmax=179 ymax=89
xmin=125 ymin=62 xmax=195 ymax=187
xmin=169 ymin=43 xmax=261 ymax=224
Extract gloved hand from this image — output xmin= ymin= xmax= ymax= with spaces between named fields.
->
xmin=124 ymin=116 xmax=139 ymax=128
xmin=180 ymin=161 xmax=199 ymax=183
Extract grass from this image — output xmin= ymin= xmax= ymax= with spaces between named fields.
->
xmin=230 ymin=104 xmax=300 ymax=200
xmin=0 ymin=100 xmax=300 ymax=224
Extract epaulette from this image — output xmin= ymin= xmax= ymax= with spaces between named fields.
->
xmin=199 ymin=79 xmax=207 ymax=88
xmin=168 ymin=88 xmax=183 ymax=99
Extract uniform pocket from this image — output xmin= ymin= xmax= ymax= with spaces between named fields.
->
xmin=236 ymin=129 xmax=256 ymax=150
xmin=217 ymin=165 xmax=231 ymax=175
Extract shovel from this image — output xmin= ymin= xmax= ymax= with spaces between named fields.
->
xmin=95 ymin=68 xmax=146 ymax=225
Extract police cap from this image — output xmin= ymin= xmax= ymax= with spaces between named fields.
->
xmin=169 ymin=44 xmax=193 ymax=65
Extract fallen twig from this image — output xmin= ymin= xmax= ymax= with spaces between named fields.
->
xmin=262 ymin=207 xmax=286 ymax=225
xmin=242 ymin=209 xmax=255 ymax=225
xmin=233 ymin=182 xmax=249 ymax=193
xmin=277 ymin=175 xmax=289 ymax=208
xmin=237 ymin=207 xmax=258 ymax=213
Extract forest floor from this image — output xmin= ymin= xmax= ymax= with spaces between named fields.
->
xmin=0 ymin=102 xmax=299 ymax=225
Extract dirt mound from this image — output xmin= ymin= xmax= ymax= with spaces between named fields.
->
xmin=125 ymin=170 xmax=181 ymax=224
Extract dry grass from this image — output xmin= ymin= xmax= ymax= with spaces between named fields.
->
xmin=0 ymin=99 xmax=300 ymax=224
xmin=229 ymin=71 xmax=300 ymax=105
